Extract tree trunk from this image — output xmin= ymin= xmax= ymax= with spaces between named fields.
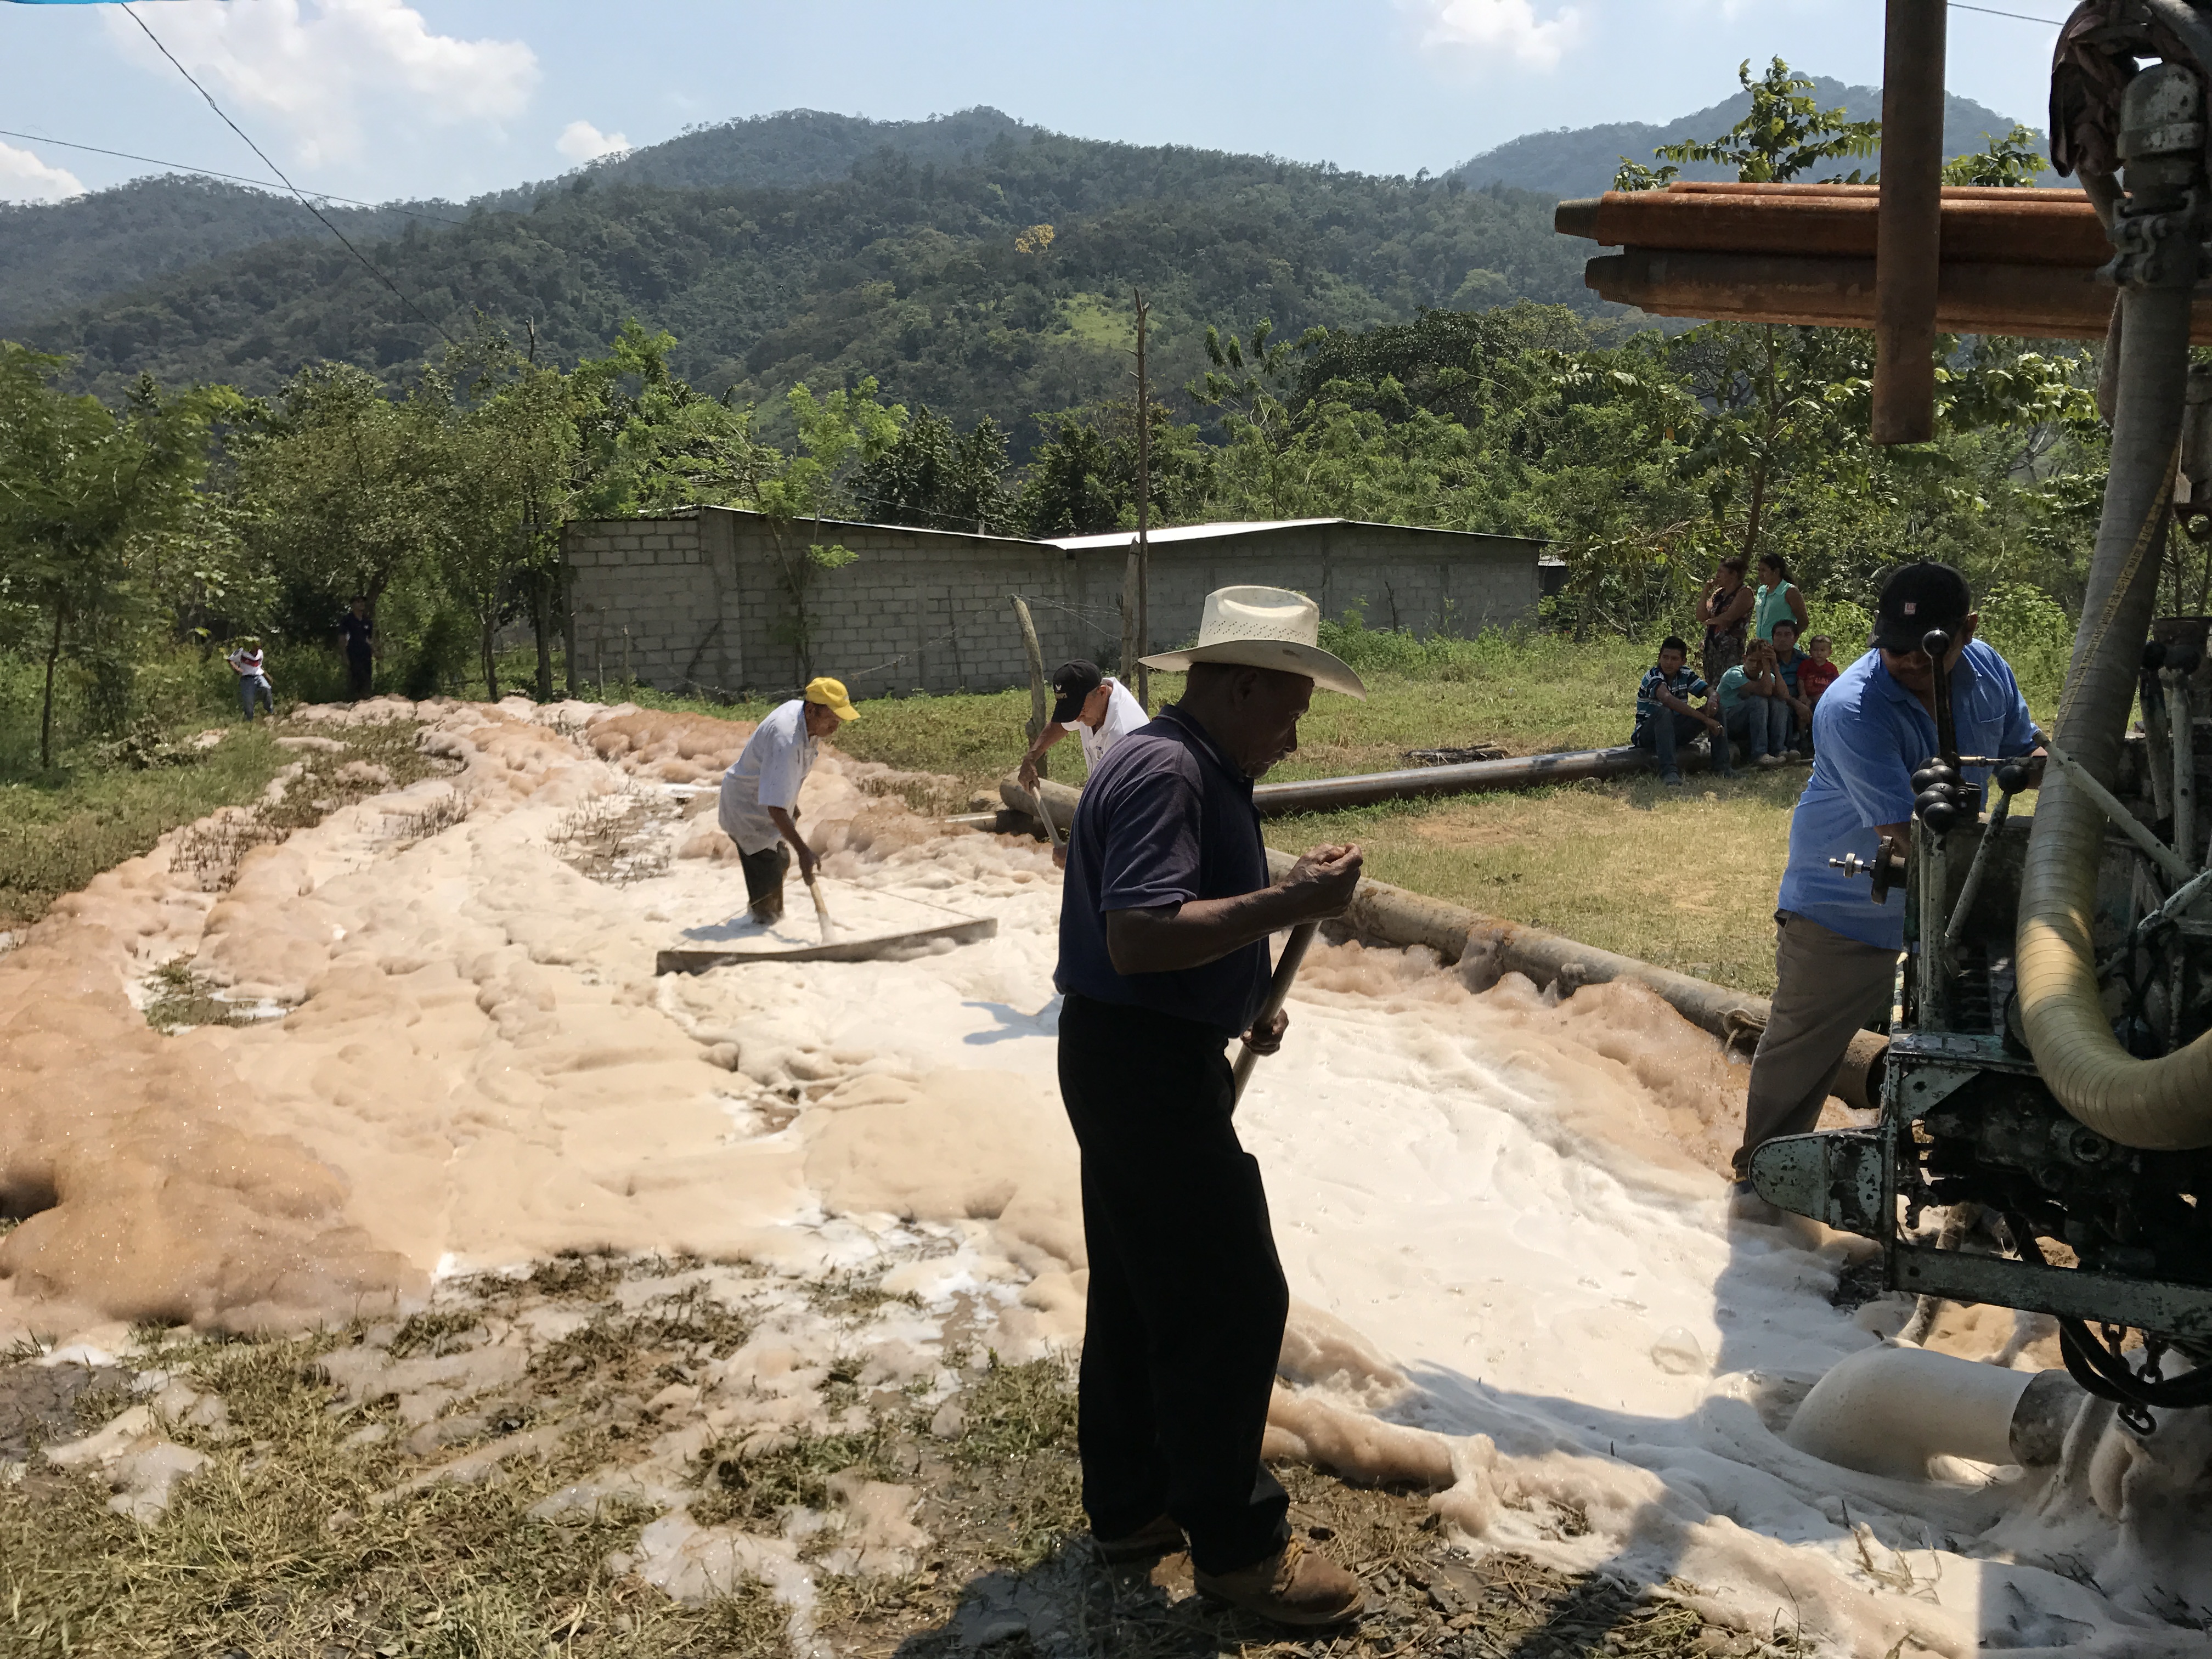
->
xmin=1742 ymin=461 xmax=1767 ymax=566
xmin=39 ymin=602 xmax=64 ymax=769
xmin=533 ymin=569 xmax=554 ymax=703
xmin=482 ymin=620 xmax=499 ymax=704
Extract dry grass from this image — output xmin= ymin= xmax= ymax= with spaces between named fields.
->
xmin=139 ymin=956 xmax=264 ymax=1034
xmin=0 ymin=1243 xmax=1758 ymax=1659
xmin=548 ymin=786 xmax=678 ymax=884
xmin=169 ymin=720 xmax=457 ymax=892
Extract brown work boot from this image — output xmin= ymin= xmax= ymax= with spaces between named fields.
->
xmin=1093 ymin=1513 xmax=1186 ymax=1564
xmin=1193 ymin=1535 xmax=1364 ymax=1627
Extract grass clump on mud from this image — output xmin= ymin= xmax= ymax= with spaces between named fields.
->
xmin=140 ymin=955 xmax=262 ymax=1033
xmin=0 ymin=1333 xmax=742 ymax=1659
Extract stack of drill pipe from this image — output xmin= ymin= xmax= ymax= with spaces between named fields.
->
xmin=1554 ymin=181 xmax=2212 ymax=342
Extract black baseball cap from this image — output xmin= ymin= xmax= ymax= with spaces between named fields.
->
xmin=1050 ymin=659 xmax=1104 ymax=724
xmin=1871 ymin=562 xmax=1973 ymax=654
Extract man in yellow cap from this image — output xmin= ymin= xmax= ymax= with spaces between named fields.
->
xmin=718 ymin=676 xmax=859 ymax=923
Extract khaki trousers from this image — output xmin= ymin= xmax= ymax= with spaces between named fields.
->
xmin=1734 ymin=910 xmax=1899 ymax=1178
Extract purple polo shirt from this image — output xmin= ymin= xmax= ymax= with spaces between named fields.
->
xmin=1054 ymin=705 xmax=1273 ymax=1038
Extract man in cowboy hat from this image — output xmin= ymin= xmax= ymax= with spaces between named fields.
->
xmin=718 ymin=675 xmax=860 ymax=923
xmin=1055 ymin=585 xmax=1368 ymax=1627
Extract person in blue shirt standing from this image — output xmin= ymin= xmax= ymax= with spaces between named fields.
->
xmin=1733 ymin=563 xmax=2041 ymax=1197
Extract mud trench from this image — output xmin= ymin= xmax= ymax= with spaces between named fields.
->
xmin=1 ymin=696 xmax=2207 ymax=1658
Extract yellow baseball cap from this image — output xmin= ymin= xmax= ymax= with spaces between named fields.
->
xmin=803 ymin=676 xmax=859 ymax=720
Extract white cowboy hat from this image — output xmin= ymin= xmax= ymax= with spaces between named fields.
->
xmin=1139 ymin=585 xmax=1367 ymax=699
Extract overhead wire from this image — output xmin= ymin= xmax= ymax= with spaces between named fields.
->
xmin=1948 ymin=2 xmax=2068 ymax=22
xmin=0 ymin=126 xmax=467 ymax=224
xmin=117 ymin=0 xmax=459 ymax=345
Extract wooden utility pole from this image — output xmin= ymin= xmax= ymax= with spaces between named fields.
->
xmin=1872 ymin=0 xmax=1946 ymax=444
xmin=1132 ymin=288 xmax=1152 ymax=709
xmin=1011 ymin=595 xmax=1049 ymax=778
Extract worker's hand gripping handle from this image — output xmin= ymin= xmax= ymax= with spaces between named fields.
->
xmin=1231 ymin=922 xmax=1319 ymax=1102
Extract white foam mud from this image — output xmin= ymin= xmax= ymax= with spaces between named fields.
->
xmin=3 ymin=695 xmax=2205 ymax=1656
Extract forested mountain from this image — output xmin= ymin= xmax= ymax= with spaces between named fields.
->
xmin=1451 ymin=77 xmax=2045 ymax=198
xmin=0 ymin=108 xmax=1040 ymax=333
xmin=21 ymin=133 xmax=1584 ymax=455
xmin=0 ymin=177 xmax=452 ymax=335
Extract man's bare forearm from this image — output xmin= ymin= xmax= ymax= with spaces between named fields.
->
xmin=1106 ymin=887 xmax=1313 ymax=975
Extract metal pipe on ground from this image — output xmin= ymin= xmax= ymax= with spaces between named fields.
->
xmin=1000 ymin=741 xmax=1720 ymax=828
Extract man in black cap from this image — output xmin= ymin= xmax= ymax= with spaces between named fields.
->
xmin=1733 ymin=562 xmax=2040 ymax=1204
xmin=1019 ymin=658 xmax=1149 ymax=791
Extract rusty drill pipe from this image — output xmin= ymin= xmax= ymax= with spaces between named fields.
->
xmin=1581 ymin=249 xmax=2209 ymax=343
xmin=1559 ymin=187 xmax=2111 ymax=268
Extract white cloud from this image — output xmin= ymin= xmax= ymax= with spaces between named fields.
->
xmin=556 ymin=120 xmax=631 ymax=165
xmin=104 ymin=0 xmax=539 ymax=168
xmin=0 ymin=141 xmax=85 ymax=204
xmin=1410 ymin=0 xmax=1587 ymax=71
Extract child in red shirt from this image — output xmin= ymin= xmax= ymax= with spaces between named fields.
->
xmin=1797 ymin=634 xmax=1841 ymax=709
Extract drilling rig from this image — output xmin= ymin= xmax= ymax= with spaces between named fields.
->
xmin=1556 ymin=1 xmax=2212 ymax=1428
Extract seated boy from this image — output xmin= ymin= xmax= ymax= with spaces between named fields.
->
xmin=1769 ymin=619 xmax=1815 ymax=757
xmin=1716 ymin=639 xmax=1792 ymax=769
xmin=1797 ymin=633 xmax=1841 ymax=716
xmin=1634 ymin=635 xmax=1729 ymax=787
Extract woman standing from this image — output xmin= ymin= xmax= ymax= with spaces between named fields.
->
xmin=1697 ymin=556 xmax=1754 ymax=689
xmin=1752 ymin=552 xmax=1809 ymax=642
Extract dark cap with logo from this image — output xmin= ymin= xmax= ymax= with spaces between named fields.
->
xmin=1050 ymin=659 xmax=1104 ymax=724
xmin=1872 ymin=562 xmax=1973 ymax=654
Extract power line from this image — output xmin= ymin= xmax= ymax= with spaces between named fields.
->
xmin=0 ymin=127 xmax=466 ymax=224
xmin=1948 ymin=2 xmax=2066 ymax=22
xmin=119 ymin=1 xmax=459 ymax=346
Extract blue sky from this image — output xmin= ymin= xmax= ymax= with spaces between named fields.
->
xmin=0 ymin=1 xmax=2069 ymax=206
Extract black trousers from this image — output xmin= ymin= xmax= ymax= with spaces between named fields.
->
xmin=740 ymin=843 xmax=789 ymax=919
xmin=1057 ymin=991 xmax=1290 ymax=1574
xmin=346 ymin=650 xmax=372 ymax=699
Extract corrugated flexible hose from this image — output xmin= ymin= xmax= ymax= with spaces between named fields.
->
xmin=2017 ymin=280 xmax=2212 ymax=1148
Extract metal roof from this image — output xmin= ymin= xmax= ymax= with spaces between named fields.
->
xmin=1044 ymin=518 xmax=1544 ymax=551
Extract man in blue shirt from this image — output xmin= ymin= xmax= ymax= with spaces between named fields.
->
xmin=1735 ymin=563 xmax=2041 ymax=1188
xmin=1057 ymin=585 xmax=1367 ymax=1627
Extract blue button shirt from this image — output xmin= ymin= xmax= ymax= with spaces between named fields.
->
xmin=1777 ymin=641 xmax=2039 ymax=950
xmin=1054 ymin=706 xmax=1273 ymax=1038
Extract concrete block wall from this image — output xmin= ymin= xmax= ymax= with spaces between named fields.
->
xmin=564 ymin=508 xmax=1543 ymax=701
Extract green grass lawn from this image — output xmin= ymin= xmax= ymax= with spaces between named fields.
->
xmin=0 ymin=723 xmax=293 ymax=929
xmin=1267 ymin=771 xmax=1807 ymax=994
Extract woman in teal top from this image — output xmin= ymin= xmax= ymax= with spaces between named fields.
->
xmin=1752 ymin=552 xmax=1809 ymax=641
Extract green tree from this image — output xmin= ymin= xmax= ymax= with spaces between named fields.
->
xmin=752 ymin=377 xmax=906 ymax=680
xmin=1018 ymin=400 xmax=1212 ymax=537
xmin=569 ymin=320 xmax=774 ymax=518
xmin=431 ymin=339 xmax=578 ymax=702
xmin=0 ymin=347 xmax=232 ymax=764
xmin=233 ymin=362 xmax=453 ymax=646
xmin=1943 ymin=125 xmax=2049 ymax=188
xmin=852 ymin=404 xmax=1014 ymax=534
xmin=1649 ymin=58 xmax=1882 ymax=185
